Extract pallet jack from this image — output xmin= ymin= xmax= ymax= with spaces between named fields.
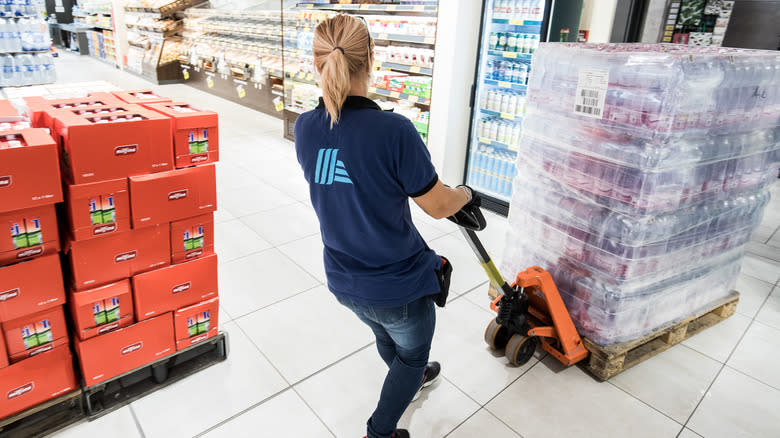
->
xmin=448 ymin=196 xmax=589 ymax=367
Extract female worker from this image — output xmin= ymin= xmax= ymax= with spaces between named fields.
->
xmin=294 ymin=14 xmax=473 ymax=438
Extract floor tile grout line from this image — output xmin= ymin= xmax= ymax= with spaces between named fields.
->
xmin=605 ymin=380 xmax=686 ymax=428
xmin=480 ymin=358 xmax=545 ymax=438
xmin=128 ymin=404 xmax=147 ymax=438
xmin=292 ymin=342 xmax=376 ymax=389
xmin=289 ymin=386 xmax=338 ymax=438
xmin=723 ymin=363 xmax=780 ymax=393
xmin=229 ymin=283 xmax=323 ymax=326
xmin=192 ymin=387 xmax=294 ymax=437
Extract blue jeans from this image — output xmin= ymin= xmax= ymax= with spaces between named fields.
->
xmin=337 ymin=295 xmax=436 ymax=438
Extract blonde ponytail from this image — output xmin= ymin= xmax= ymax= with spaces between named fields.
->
xmin=313 ymin=14 xmax=374 ymax=128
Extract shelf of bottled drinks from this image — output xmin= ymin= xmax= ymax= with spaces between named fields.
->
xmin=0 ymin=0 xmax=56 ymax=87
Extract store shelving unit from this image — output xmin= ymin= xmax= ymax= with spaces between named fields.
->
xmin=72 ymin=2 xmax=118 ymax=66
xmin=177 ymin=5 xmax=287 ymax=117
xmin=282 ymin=2 xmax=438 ymax=142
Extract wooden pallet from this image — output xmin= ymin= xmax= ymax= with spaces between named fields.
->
xmin=583 ymin=291 xmax=740 ymax=380
xmin=84 ymin=332 xmax=229 ymax=418
xmin=0 ymin=390 xmax=84 ymax=438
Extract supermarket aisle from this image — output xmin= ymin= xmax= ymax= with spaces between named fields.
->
xmin=47 ymin=53 xmax=780 ymax=438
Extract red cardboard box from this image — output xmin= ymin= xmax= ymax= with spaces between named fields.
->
xmin=0 ymin=330 xmax=8 ymax=369
xmin=129 ymin=164 xmax=217 ymax=228
xmin=112 ymin=90 xmax=172 ymax=106
xmin=0 ymin=129 xmax=63 ymax=213
xmin=0 ymin=204 xmax=60 ymax=267
xmin=23 ymin=92 xmax=123 ymax=128
xmin=2 ymin=305 xmax=68 ymax=363
xmin=70 ymin=279 xmax=134 ymax=341
xmin=132 ymin=253 xmax=218 ymax=321
xmin=146 ymin=102 xmax=219 ymax=168
xmin=66 ymin=224 xmax=170 ymax=291
xmin=0 ymin=254 xmax=65 ymax=322
xmin=174 ymin=296 xmax=219 ymax=351
xmin=51 ymin=107 xmax=174 ymax=184
xmin=0 ymin=100 xmax=21 ymax=121
xmin=170 ymin=213 xmax=214 ymax=264
xmin=0 ymin=346 xmax=77 ymax=418
xmin=74 ymin=312 xmax=175 ymax=386
xmin=65 ymin=177 xmax=130 ymax=241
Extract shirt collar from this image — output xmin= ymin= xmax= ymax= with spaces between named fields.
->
xmin=316 ymin=95 xmax=384 ymax=111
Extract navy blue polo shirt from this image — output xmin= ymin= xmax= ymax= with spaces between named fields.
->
xmin=294 ymin=96 xmax=441 ymax=307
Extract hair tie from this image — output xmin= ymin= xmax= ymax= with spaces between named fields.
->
xmin=333 ymin=46 xmax=344 ymax=54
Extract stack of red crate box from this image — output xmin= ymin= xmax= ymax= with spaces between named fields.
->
xmin=26 ymin=89 xmax=220 ymax=388
xmin=0 ymin=102 xmax=78 ymax=418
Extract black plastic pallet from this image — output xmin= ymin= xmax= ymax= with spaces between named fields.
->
xmin=84 ymin=332 xmax=229 ymax=418
xmin=0 ymin=390 xmax=84 ymax=438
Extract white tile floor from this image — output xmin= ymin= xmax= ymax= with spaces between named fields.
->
xmin=47 ymin=53 xmax=780 ymax=438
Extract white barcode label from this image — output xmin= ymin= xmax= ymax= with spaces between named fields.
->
xmin=574 ymin=69 xmax=609 ymax=119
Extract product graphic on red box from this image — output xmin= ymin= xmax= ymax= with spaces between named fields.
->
xmin=170 ymin=213 xmax=214 ymax=264
xmin=129 ymin=164 xmax=217 ymax=227
xmin=132 ymin=253 xmax=218 ymax=320
xmin=145 ymin=102 xmax=219 ymax=168
xmin=66 ymin=224 xmax=170 ymax=291
xmin=51 ymin=107 xmax=174 ymax=184
xmin=23 ymin=92 xmax=124 ymax=129
xmin=0 ymin=129 xmax=63 ymax=213
xmin=70 ymin=279 xmax=134 ymax=341
xmin=0 ymin=346 xmax=76 ymax=418
xmin=174 ymin=296 xmax=219 ymax=350
xmin=0 ymin=204 xmax=60 ymax=267
xmin=66 ymin=177 xmax=130 ymax=241
xmin=112 ymin=90 xmax=172 ymax=106
xmin=74 ymin=312 xmax=175 ymax=386
xmin=0 ymin=254 xmax=65 ymax=322
xmin=2 ymin=305 xmax=68 ymax=363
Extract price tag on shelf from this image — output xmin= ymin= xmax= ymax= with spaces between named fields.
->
xmin=298 ymin=72 xmax=306 ymax=79
xmin=424 ymin=37 xmax=434 ymax=44
xmin=237 ymin=86 xmax=246 ymax=99
xmin=182 ymin=70 xmax=189 ymax=80
xmin=306 ymin=4 xmax=313 ymax=8
xmin=410 ymin=66 xmax=421 ymax=73
xmin=498 ymin=81 xmax=511 ymax=88
xmin=387 ymin=5 xmax=396 ymax=11
xmin=414 ymin=5 xmax=424 ymax=11
xmin=306 ymin=73 xmax=314 ymax=81
xmin=379 ymin=33 xmax=389 ymax=40
xmin=500 ymin=112 xmax=515 ymax=120
xmin=509 ymin=19 xmax=524 ymax=25
xmin=390 ymin=91 xmax=401 ymax=98
xmin=503 ymin=52 xmax=517 ymax=59
xmin=408 ymin=95 xmax=419 ymax=103
xmin=207 ymin=77 xmax=214 ymax=88
xmin=273 ymin=97 xmax=284 ymax=112
xmin=479 ymin=137 xmax=491 ymax=145
xmin=368 ymin=87 xmax=377 ymax=93
xmin=360 ymin=4 xmax=369 ymax=9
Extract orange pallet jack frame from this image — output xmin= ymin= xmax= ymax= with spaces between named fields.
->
xmin=450 ymin=203 xmax=589 ymax=367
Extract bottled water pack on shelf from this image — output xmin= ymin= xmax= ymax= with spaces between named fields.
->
xmin=0 ymin=52 xmax=56 ymax=86
xmin=502 ymin=43 xmax=779 ymax=345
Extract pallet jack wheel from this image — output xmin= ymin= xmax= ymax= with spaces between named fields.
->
xmin=505 ymin=334 xmax=538 ymax=367
xmin=484 ymin=319 xmax=511 ymax=350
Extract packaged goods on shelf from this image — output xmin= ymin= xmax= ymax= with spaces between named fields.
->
xmin=170 ymin=213 xmax=214 ymax=264
xmin=0 ymin=254 xmax=65 ymax=322
xmin=288 ymin=83 xmax=320 ymax=113
xmin=75 ymin=0 xmax=112 ymax=15
xmin=66 ymin=224 xmax=170 ymax=291
xmin=0 ymin=53 xmax=57 ymax=87
xmin=0 ymin=204 xmax=59 ymax=267
xmin=501 ymin=43 xmax=780 ymax=346
xmin=128 ymin=164 xmax=217 ymax=227
xmin=0 ymin=129 xmax=62 ymax=213
xmin=145 ymin=101 xmax=219 ymax=168
xmin=65 ymin=177 xmax=130 ymax=241
xmin=365 ymin=15 xmax=437 ymax=37
xmin=132 ymin=253 xmax=218 ymax=320
xmin=74 ymin=312 xmax=175 ymax=386
xmin=374 ymin=46 xmax=434 ymax=69
xmin=50 ymin=105 xmax=174 ymax=184
xmin=69 ymin=279 xmax=135 ymax=340
xmin=173 ymin=296 xmax=218 ymax=350
xmin=2 ymin=305 xmax=68 ymax=363
xmin=0 ymin=347 xmax=77 ymax=419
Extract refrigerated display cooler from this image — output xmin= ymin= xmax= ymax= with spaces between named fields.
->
xmin=463 ymin=0 xmax=582 ymax=216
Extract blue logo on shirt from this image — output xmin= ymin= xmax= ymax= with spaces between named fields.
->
xmin=314 ymin=148 xmax=353 ymax=185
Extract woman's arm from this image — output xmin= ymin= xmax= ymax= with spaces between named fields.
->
xmin=413 ymin=179 xmax=472 ymax=220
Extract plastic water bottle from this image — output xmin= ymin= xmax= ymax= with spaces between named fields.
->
xmin=8 ymin=17 xmax=20 ymax=52
xmin=0 ymin=54 xmax=14 ymax=86
xmin=17 ymin=53 xmax=33 ymax=84
xmin=40 ymin=52 xmax=54 ymax=82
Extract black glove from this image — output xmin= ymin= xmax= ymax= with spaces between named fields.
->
xmin=447 ymin=185 xmax=486 ymax=231
xmin=431 ymin=256 xmax=453 ymax=308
